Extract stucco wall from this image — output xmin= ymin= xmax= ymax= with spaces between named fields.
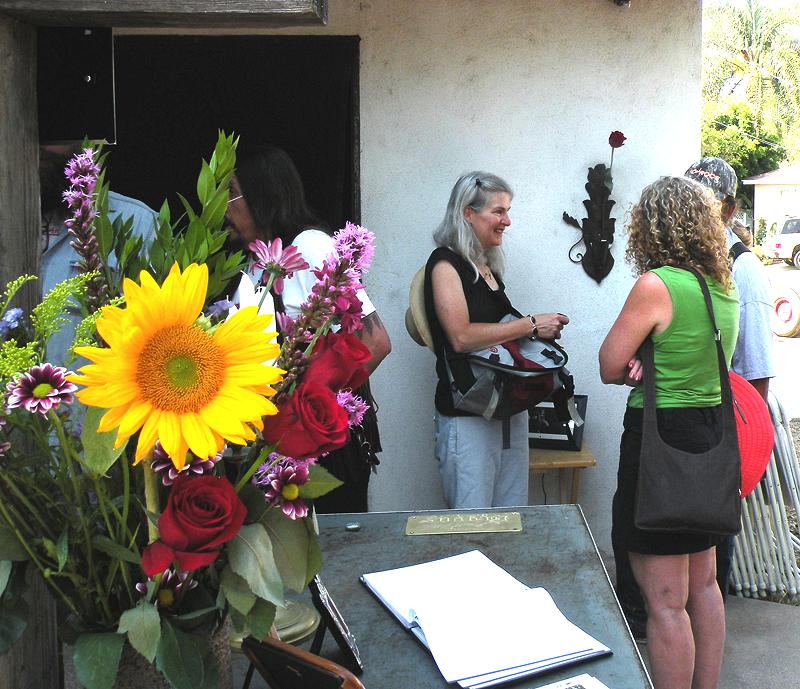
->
xmin=130 ymin=0 xmax=703 ymax=560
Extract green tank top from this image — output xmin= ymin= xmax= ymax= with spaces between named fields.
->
xmin=628 ymin=266 xmax=739 ymax=409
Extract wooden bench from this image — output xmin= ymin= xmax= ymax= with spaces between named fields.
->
xmin=529 ymin=446 xmax=596 ymax=504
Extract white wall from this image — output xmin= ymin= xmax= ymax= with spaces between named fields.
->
xmin=754 ymin=184 xmax=800 ymax=236
xmin=134 ymin=0 xmax=703 ymax=559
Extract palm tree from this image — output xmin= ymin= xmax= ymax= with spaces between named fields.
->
xmin=703 ymin=0 xmax=800 ymax=136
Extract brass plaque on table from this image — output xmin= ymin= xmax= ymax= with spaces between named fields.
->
xmin=405 ymin=511 xmax=522 ymax=536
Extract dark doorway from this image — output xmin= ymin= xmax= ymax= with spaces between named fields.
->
xmin=110 ymin=35 xmax=360 ymax=229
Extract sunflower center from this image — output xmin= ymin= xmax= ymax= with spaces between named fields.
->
xmin=281 ymin=483 xmax=300 ymax=501
xmin=137 ymin=325 xmax=224 ymax=413
xmin=32 ymin=382 xmax=53 ymax=398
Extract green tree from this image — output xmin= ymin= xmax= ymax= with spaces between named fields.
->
xmin=701 ymin=101 xmax=787 ymax=203
xmin=703 ymin=0 xmax=800 ymax=136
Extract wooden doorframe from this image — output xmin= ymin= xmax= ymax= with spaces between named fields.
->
xmin=0 ymin=8 xmax=329 ymax=689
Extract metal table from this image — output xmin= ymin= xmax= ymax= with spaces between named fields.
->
xmin=315 ymin=505 xmax=652 ymax=689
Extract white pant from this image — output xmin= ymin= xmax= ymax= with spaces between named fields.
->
xmin=434 ymin=412 xmax=529 ymax=509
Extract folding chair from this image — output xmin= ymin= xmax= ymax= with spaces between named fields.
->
xmin=241 ymin=636 xmax=366 ymax=689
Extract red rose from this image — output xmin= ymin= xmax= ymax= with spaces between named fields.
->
xmin=305 ymin=332 xmax=370 ymax=391
xmin=608 ymin=130 xmax=627 ymax=148
xmin=140 ymin=475 xmax=247 ymax=577
xmin=262 ymin=382 xmax=350 ymax=459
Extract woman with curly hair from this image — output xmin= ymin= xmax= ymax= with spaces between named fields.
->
xmin=599 ymin=176 xmax=739 ymax=689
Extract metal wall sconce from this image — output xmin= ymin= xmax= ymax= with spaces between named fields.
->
xmin=562 ymin=165 xmax=616 ymax=284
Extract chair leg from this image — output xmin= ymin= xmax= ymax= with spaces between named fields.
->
xmin=242 ymin=662 xmax=255 ymax=689
xmin=309 ymin=620 xmax=326 ymax=655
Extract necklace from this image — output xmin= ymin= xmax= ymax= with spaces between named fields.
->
xmin=480 ymin=264 xmax=493 ymax=280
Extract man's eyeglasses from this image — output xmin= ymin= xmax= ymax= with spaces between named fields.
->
xmin=228 ymin=194 xmax=243 ymax=204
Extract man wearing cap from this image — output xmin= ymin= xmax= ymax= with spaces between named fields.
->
xmin=613 ymin=156 xmax=775 ymax=641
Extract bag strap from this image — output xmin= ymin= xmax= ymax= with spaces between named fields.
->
xmin=640 ymin=267 xmax=734 ymax=434
xmin=729 ymin=241 xmax=750 ymax=263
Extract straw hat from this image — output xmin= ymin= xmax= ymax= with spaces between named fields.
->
xmin=405 ymin=266 xmax=434 ymax=350
xmin=731 ymin=371 xmax=774 ymax=498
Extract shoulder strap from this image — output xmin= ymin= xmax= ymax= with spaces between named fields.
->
xmin=729 ymin=241 xmax=750 ymax=263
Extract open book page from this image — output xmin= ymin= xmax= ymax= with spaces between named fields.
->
xmin=457 ymin=651 xmax=601 ymax=689
xmin=360 ymin=550 xmax=529 ymax=632
xmin=414 ymin=586 xmax=610 ymax=684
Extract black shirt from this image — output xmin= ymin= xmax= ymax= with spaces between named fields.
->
xmin=424 ymin=247 xmax=516 ymax=416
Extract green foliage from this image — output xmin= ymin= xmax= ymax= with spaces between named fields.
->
xmin=703 ymin=0 xmax=800 ymax=136
xmin=73 ymin=632 xmax=125 ymax=689
xmin=0 ymin=340 xmax=37 ymax=384
xmin=0 ymin=275 xmax=36 ymax=317
xmin=701 ymin=102 xmax=787 ymax=199
xmin=228 ymin=523 xmax=284 ymax=605
xmin=30 ymin=272 xmax=93 ymax=352
xmin=81 ymin=407 xmax=129 ymax=476
xmin=143 ymin=131 xmax=246 ymax=301
xmin=118 ymin=601 xmax=161 ymax=663
xmin=757 ymin=217 xmax=768 ymax=245
xmin=262 ymin=507 xmax=318 ymax=592
xmin=0 ymin=563 xmax=28 ymax=654
xmin=156 ymin=619 xmax=204 ymax=689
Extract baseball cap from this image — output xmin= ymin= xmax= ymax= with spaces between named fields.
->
xmin=684 ymin=157 xmax=738 ymax=200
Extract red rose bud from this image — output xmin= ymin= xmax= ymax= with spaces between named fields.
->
xmin=262 ymin=382 xmax=350 ymax=460
xmin=140 ymin=474 xmax=247 ymax=577
xmin=608 ymin=131 xmax=627 ymax=148
xmin=305 ymin=332 xmax=370 ymax=391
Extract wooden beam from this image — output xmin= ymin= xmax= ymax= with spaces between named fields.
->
xmin=0 ymin=0 xmax=327 ymax=28
xmin=0 ymin=20 xmax=57 ymax=689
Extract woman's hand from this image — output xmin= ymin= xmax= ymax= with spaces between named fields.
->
xmin=532 ymin=313 xmax=570 ymax=340
xmin=624 ymin=358 xmax=643 ymax=387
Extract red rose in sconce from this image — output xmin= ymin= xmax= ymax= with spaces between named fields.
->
xmin=262 ymin=381 xmax=350 ymax=460
xmin=140 ymin=474 xmax=247 ymax=577
xmin=305 ymin=332 xmax=371 ymax=391
xmin=608 ymin=130 xmax=627 ymax=148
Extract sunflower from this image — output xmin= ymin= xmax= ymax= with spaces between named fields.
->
xmin=69 ymin=263 xmax=283 ymax=470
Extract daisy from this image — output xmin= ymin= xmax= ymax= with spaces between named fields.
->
xmin=6 ymin=363 xmax=77 ymax=415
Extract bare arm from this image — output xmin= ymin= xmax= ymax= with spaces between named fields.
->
xmin=599 ymin=272 xmax=672 ymax=385
xmin=747 ymin=377 xmax=769 ymax=401
xmin=431 ymin=260 xmax=569 ymax=353
xmin=356 ymin=311 xmax=391 ymax=374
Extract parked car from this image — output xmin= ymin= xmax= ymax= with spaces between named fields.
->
xmin=764 ymin=217 xmax=800 ymax=268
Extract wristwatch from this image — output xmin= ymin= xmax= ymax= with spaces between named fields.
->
xmin=527 ymin=314 xmax=538 ymax=338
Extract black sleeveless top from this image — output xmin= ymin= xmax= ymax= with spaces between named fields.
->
xmin=424 ymin=247 xmax=516 ymax=416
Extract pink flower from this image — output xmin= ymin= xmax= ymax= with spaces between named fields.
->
xmin=6 ymin=363 xmax=77 ymax=415
xmin=151 ymin=440 xmax=221 ymax=486
xmin=249 ymin=237 xmax=309 ymax=294
xmin=334 ymin=222 xmax=375 ymax=274
xmin=253 ymin=455 xmax=311 ymax=519
xmin=336 ymin=390 xmax=369 ymax=427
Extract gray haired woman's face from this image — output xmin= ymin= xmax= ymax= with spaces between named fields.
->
xmin=464 ymin=192 xmax=512 ymax=251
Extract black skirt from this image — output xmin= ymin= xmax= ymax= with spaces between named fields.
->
xmin=612 ymin=405 xmax=726 ymax=555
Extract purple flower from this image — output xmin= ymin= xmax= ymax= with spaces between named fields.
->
xmin=6 ymin=363 xmax=77 ymax=415
xmin=334 ymin=222 xmax=375 ymax=274
xmin=0 ymin=308 xmax=23 ymax=338
xmin=136 ymin=567 xmax=198 ymax=609
xmin=336 ymin=390 xmax=369 ymax=427
xmin=151 ymin=440 xmax=221 ymax=486
xmin=207 ymin=299 xmax=234 ymax=319
xmin=252 ymin=454 xmax=311 ymax=519
xmin=249 ymin=238 xmax=309 ymax=295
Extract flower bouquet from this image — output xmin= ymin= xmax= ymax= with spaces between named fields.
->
xmin=0 ymin=136 xmax=376 ymax=689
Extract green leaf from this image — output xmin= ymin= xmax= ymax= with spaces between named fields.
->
xmin=156 ymin=619 xmax=204 ymax=689
xmin=299 ymin=464 xmax=343 ymax=499
xmin=0 ymin=524 xmax=28 ymax=561
xmin=239 ymin=482 xmax=269 ymax=523
xmin=73 ymin=632 xmax=125 ymax=689
xmin=196 ymin=160 xmax=215 ymax=207
xmin=118 ymin=602 xmax=161 ymax=663
xmin=246 ymin=598 xmax=277 ymax=642
xmin=220 ymin=566 xmax=256 ymax=615
xmin=92 ymin=536 xmax=140 ymax=565
xmin=228 ymin=523 xmax=284 ymax=605
xmin=81 ymin=406 xmax=128 ymax=476
xmin=262 ymin=509 xmax=313 ymax=593
xmin=56 ymin=529 xmax=69 ymax=572
xmin=0 ymin=560 xmax=12 ymax=598
xmin=304 ymin=519 xmax=323 ymax=584
xmin=0 ymin=592 xmax=27 ymax=654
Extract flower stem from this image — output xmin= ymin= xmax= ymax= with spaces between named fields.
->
xmin=143 ymin=456 xmax=160 ymax=543
xmin=235 ymin=445 xmax=272 ymax=493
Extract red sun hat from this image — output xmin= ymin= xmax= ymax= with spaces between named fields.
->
xmin=731 ymin=371 xmax=774 ymax=498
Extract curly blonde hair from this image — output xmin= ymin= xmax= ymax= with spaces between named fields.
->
xmin=625 ymin=176 xmax=732 ymax=291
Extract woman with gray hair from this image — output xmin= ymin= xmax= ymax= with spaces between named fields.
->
xmin=424 ymin=172 xmax=569 ymax=508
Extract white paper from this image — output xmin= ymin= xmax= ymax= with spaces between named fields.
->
xmin=532 ymin=674 xmax=612 ymax=689
xmin=415 ymin=586 xmax=609 ymax=683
